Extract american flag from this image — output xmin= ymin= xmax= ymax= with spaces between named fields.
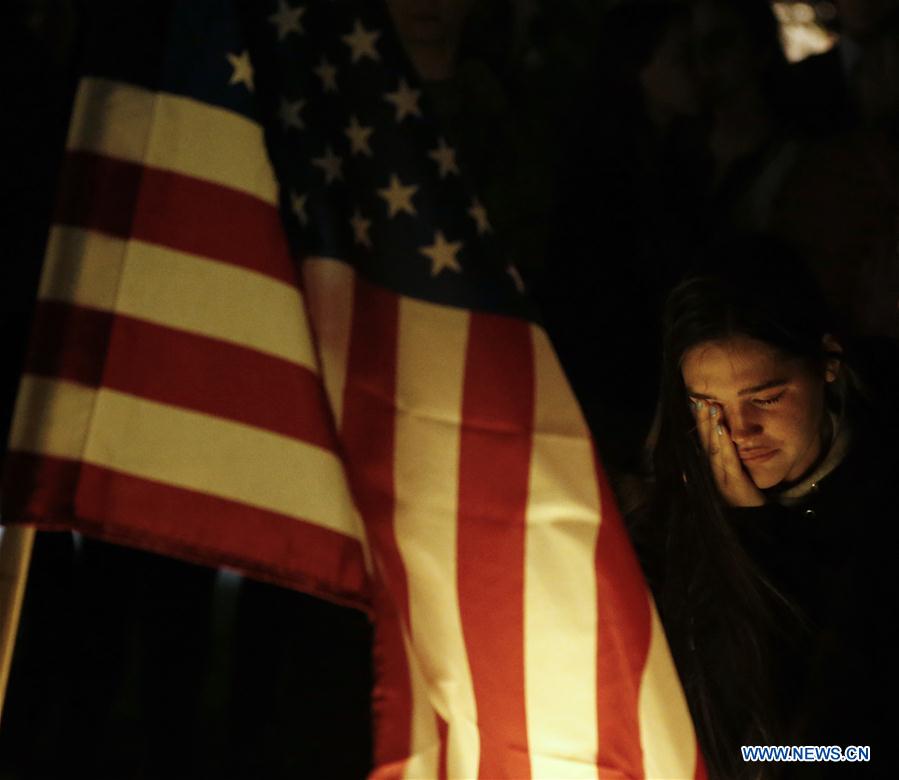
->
xmin=2 ymin=0 xmax=705 ymax=776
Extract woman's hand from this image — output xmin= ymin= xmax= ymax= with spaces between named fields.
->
xmin=693 ymin=401 xmax=765 ymax=507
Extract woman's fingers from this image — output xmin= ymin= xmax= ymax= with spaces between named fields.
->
xmin=715 ymin=416 xmax=742 ymax=476
xmin=694 ymin=402 xmax=727 ymax=482
xmin=714 ymin=416 xmax=739 ymax=489
xmin=708 ymin=403 xmax=721 ymax=456
xmin=693 ymin=400 xmax=713 ymax=454
xmin=692 ymin=401 xmax=765 ymax=507
xmin=713 ymin=412 xmax=765 ymax=506
xmin=708 ymin=405 xmax=728 ymax=483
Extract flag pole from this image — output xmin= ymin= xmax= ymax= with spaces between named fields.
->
xmin=0 ymin=525 xmax=35 ymax=726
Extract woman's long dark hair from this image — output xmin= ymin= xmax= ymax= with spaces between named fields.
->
xmin=640 ymin=235 xmax=849 ymax=779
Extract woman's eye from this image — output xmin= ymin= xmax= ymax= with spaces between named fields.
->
xmin=753 ymin=391 xmax=785 ymax=407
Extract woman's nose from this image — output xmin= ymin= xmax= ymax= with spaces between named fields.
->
xmin=727 ymin=406 xmax=763 ymax=441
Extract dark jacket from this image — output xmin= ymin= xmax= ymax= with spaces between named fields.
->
xmin=728 ymin=415 xmax=899 ymax=777
xmin=723 ymin=347 xmax=899 ymax=778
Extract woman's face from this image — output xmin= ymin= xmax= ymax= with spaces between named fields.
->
xmin=681 ymin=335 xmax=834 ymax=489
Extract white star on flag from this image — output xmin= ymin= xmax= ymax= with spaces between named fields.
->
xmin=268 ymin=0 xmax=305 ymax=40
xmin=342 ymin=19 xmax=381 ymax=63
xmin=428 ymin=137 xmax=460 ymax=178
xmin=378 ymin=174 xmax=418 ymax=218
xmin=420 ymin=231 xmax=463 ymax=276
xmin=290 ymin=190 xmax=308 ymax=226
xmin=384 ymin=78 xmax=422 ymax=122
xmin=312 ymin=146 xmax=343 ymax=184
xmin=344 ymin=115 xmax=374 ymax=156
xmin=279 ymin=97 xmax=305 ymax=131
xmin=314 ymin=56 xmax=339 ymax=93
xmin=226 ymin=50 xmax=254 ymax=91
xmin=350 ymin=209 xmax=373 ymax=248
xmin=468 ymin=197 xmax=492 ymax=235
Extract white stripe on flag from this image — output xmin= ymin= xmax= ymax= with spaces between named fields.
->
xmin=8 ymin=376 xmax=96 ymax=461
xmin=11 ymin=377 xmax=363 ymax=539
xmin=39 ymin=227 xmax=318 ymax=371
xmin=639 ymin=606 xmax=698 ymax=779
xmin=399 ymin=628 xmax=441 ymax=780
xmin=395 ymin=295 xmax=480 ymax=779
xmin=525 ymin=325 xmax=601 ymax=779
xmin=68 ymin=78 xmax=278 ymax=204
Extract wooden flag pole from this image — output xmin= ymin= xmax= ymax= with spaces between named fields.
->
xmin=0 ymin=525 xmax=35 ymax=726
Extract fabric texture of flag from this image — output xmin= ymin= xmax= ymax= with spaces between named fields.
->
xmin=2 ymin=0 xmax=706 ymax=776
xmin=3 ymin=0 xmax=369 ymax=607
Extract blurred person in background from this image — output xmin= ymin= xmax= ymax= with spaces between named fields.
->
xmin=538 ymin=0 xmax=707 ymax=477
xmin=772 ymin=5 xmax=899 ymax=342
xmin=791 ymin=0 xmax=895 ymax=137
xmin=387 ymin=0 xmax=476 ymax=81
xmin=832 ymin=8 xmax=898 ymax=341
xmin=690 ymin=0 xmax=803 ymax=235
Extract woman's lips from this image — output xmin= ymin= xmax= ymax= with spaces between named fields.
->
xmin=739 ymin=448 xmax=778 ymax=464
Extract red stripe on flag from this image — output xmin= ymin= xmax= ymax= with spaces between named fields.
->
xmin=456 ymin=312 xmax=533 ymax=780
xmin=27 ymin=300 xmax=113 ymax=387
xmin=2 ymin=452 xmax=369 ymax=608
xmin=592 ymin=450 xmax=650 ymax=779
xmin=1 ymin=451 xmax=80 ymax=523
xmin=54 ymin=151 xmax=297 ymax=285
xmin=695 ymin=748 xmax=708 ymax=780
xmin=54 ymin=150 xmax=140 ymax=237
xmin=369 ymin=576 xmax=415 ymax=780
xmin=26 ymin=301 xmax=337 ymax=451
xmin=437 ymin=712 xmax=449 ymax=780
xmin=340 ymin=277 xmax=412 ymax=770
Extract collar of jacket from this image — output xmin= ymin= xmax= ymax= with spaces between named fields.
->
xmin=774 ymin=412 xmax=852 ymax=505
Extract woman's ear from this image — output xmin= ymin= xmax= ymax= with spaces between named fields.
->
xmin=822 ymin=333 xmax=843 ymax=383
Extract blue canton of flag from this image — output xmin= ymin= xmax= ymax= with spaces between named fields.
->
xmin=242 ymin=0 xmax=532 ymax=318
